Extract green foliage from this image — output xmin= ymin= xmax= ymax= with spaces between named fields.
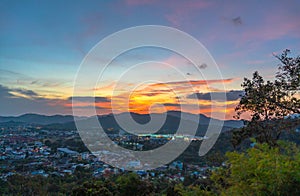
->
xmin=5 ymin=175 xmax=50 ymax=195
xmin=173 ymin=183 xmax=215 ymax=196
xmin=0 ymin=179 xmax=9 ymax=194
xmin=210 ymin=141 xmax=300 ymax=196
xmin=74 ymin=166 xmax=92 ymax=181
xmin=72 ymin=181 xmax=114 ymax=196
xmin=116 ymin=173 xmax=154 ymax=196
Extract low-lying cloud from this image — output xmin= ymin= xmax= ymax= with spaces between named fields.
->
xmin=187 ymin=90 xmax=244 ymax=101
xmin=68 ymin=96 xmax=110 ymax=103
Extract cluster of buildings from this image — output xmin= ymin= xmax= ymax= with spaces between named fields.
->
xmin=0 ymin=124 xmax=215 ymax=181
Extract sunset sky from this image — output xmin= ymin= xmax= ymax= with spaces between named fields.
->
xmin=0 ymin=0 xmax=300 ymax=119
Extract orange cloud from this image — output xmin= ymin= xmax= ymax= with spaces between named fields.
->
xmin=24 ymin=76 xmax=239 ymax=119
xmin=90 ymin=78 xmax=237 ymax=117
xmin=149 ymin=78 xmax=234 ymax=87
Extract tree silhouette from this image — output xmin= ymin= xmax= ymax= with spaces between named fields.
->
xmin=233 ymin=50 xmax=300 ymax=147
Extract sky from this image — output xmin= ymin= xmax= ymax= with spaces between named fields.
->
xmin=0 ymin=0 xmax=299 ymax=119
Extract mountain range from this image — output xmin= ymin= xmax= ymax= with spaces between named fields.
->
xmin=0 ymin=111 xmax=244 ymax=136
